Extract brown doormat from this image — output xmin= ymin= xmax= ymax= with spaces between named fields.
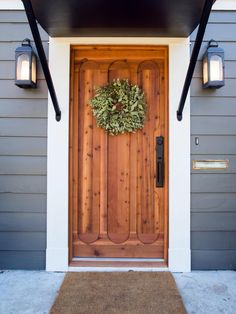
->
xmin=50 ymin=272 xmax=187 ymax=314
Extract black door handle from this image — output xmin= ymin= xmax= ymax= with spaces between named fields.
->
xmin=156 ymin=136 xmax=164 ymax=187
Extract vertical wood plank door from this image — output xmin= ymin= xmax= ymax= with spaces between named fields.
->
xmin=70 ymin=46 xmax=168 ymax=263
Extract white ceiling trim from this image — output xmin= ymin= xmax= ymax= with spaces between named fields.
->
xmin=0 ymin=0 xmax=23 ymax=10
xmin=1 ymin=0 xmax=236 ymax=11
xmin=213 ymin=0 xmax=236 ymax=10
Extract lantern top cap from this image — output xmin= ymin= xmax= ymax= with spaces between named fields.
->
xmin=205 ymin=39 xmax=224 ymax=55
xmin=208 ymin=39 xmax=219 ymax=48
xmin=15 ymin=38 xmax=35 ymax=54
xmin=22 ymin=38 xmax=32 ymax=47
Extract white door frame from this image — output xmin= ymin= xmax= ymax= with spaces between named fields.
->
xmin=46 ymin=37 xmax=191 ymax=272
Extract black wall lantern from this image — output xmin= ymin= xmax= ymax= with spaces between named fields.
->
xmin=15 ymin=38 xmax=37 ymax=88
xmin=202 ymin=39 xmax=224 ymax=89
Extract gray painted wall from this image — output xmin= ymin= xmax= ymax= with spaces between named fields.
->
xmin=191 ymin=11 xmax=236 ymax=270
xmin=1 ymin=9 xmax=236 ymax=270
xmin=0 ymin=10 xmax=48 ymax=270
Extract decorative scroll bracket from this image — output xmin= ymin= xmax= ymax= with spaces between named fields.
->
xmin=21 ymin=0 xmax=61 ymax=121
xmin=176 ymin=0 xmax=215 ymax=121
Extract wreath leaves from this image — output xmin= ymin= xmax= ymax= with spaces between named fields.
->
xmin=90 ymin=79 xmax=146 ymax=135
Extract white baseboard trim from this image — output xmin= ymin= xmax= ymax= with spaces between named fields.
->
xmin=168 ymin=249 xmax=191 ymax=272
xmin=46 ymin=248 xmax=69 ymax=271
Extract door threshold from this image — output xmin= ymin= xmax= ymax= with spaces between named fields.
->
xmin=68 ymin=266 xmax=169 ymax=272
xmin=69 ymin=258 xmax=167 ymax=268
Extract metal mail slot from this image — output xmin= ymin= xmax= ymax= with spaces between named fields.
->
xmin=192 ymin=160 xmax=229 ymax=170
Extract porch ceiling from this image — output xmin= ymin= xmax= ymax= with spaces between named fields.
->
xmin=31 ymin=0 xmax=207 ymax=37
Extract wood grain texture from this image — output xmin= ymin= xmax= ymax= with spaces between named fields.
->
xmin=70 ymin=46 xmax=168 ymax=261
xmin=78 ymin=62 xmax=99 ymax=242
xmin=107 ymin=60 xmax=130 ymax=244
xmin=137 ymin=61 xmax=160 ymax=244
xmin=70 ymin=261 xmax=167 ymax=268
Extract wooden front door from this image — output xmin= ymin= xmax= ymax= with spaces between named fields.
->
xmin=70 ymin=46 xmax=168 ymax=263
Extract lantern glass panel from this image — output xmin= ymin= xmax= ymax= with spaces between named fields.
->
xmin=203 ymin=57 xmax=208 ymax=84
xmin=16 ymin=53 xmax=30 ymax=81
xmin=32 ymin=55 xmax=37 ymax=84
xmin=209 ymin=55 xmax=223 ymax=82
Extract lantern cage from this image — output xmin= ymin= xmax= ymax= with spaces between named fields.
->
xmin=15 ymin=38 xmax=37 ymax=88
xmin=202 ymin=39 xmax=225 ymax=89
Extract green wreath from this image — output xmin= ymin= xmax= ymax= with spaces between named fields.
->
xmin=90 ymin=79 xmax=146 ymax=136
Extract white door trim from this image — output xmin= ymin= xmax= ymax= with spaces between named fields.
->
xmin=46 ymin=37 xmax=191 ymax=272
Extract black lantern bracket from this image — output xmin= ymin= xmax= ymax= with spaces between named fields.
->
xmin=176 ymin=0 xmax=215 ymax=121
xmin=21 ymin=0 xmax=61 ymax=121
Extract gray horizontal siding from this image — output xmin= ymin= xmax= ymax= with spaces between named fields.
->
xmin=191 ymin=136 xmax=236 ymax=154
xmin=0 ymin=10 xmax=48 ymax=270
xmin=192 ymin=193 xmax=236 ymax=212
xmin=191 ymin=97 xmax=236 ymax=116
xmin=0 ymin=156 xmax=46 ymax=175
xmin=0 ymin=213 xmax=46 ymax=232
xmin=0 ymin=23 xmax=48 ymax=41
xmin=192 ymin=155 xmax=236 ymax=173
xmin=191 ymin=23 xmax=236 ymax=42
xmin=0 ymin=11 xmax=28 ymax=22
xmin=0 ymin=137 xmax=47 ymax=156
xmin=0 ymin=61 xmax=45 ymax=79
xmin=194 ymin=60 xmax=236 ymax=78
xmin=192 ymin=213 xmax=236 ymax=231
xmin=0 ymin=118 xmax=47 ymax=137
xmin=192 ymin=42 xmax=236 ymax=61
xmin=191 ymin=78 xmax=236 ymax=97
xmin=192 ymin=174 xmax=236 ymax=193
xmin=0 ymin=99 xmax=47 ymax=118
xmin=209 ymin=11 xmax=236 ymax=23
xmin=192 ymin=116 xmax=236 ymax=135
xmin=192 ymin=232 xmax=236 ymax=250
xmin=192 ymin=251 xmax=236 ymax=270
xmin=0 ymin=176 xmax=47 ymax=194
xmin=0 ymin=251 xmax=45 ymax=270
xmin=0 ymin=232 xmax=46 ymax=251
xmin=0 ymin=42 xmax=48 ymax=61
xmin=0 ymin=80 xmax=48 ymax=98
xmin=191 ymin=10 xmax=236 ymax=269
xmin=0 ymin=194 xmax=46 ymax=213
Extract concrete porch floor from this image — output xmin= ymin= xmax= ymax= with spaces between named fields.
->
xmin=0 ymin=270 xmax=235 ymax=314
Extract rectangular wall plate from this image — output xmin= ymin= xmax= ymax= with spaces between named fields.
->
xmin=192 ymin=160 xmax=229 ymax=170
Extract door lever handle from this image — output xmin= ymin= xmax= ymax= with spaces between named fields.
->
xmin=156 ymin=136 xmax=164 ymax=187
